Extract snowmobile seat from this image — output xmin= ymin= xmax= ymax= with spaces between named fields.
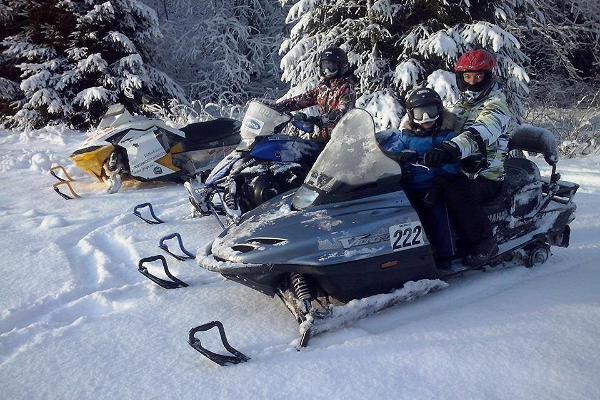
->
xmin=180 ymin=118 xmax=241 ymax=150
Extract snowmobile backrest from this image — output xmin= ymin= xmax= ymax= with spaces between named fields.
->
xmin=508 ymin=125 xmax=558 ymax=165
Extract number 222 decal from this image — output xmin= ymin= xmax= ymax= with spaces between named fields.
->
xmin=389 ymin=221 xmax=426 ymax=251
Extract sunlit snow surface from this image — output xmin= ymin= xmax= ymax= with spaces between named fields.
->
xmin=1 ymin=127 xmax=599 ymax=400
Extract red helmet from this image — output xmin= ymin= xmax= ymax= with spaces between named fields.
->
xmin=454 ymin=49 xmax=497 ymax=73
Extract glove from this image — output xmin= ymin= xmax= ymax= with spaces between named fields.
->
xmin=424 ymin=141 xmax=461 ymax=168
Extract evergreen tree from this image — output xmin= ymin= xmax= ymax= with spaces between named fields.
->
xmin=150 ymin=0 xmax=286 ymax=104
xmin=0 ymin=1 xmax=25 ymax=118
xmin=1 ymin=0 xmax=187 ymax=129
xmin=280 ymin=0 xmax=541 ymax=128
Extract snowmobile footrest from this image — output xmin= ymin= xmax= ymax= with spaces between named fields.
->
xmin=188 ymin=321 xmax=250 ymax=366
xmin=133 ymin=203 xmax=164 ymax=224
xmin=138 ymin=255 xmax=188 ymax=289
xmin=159 ymin=232 xmax=196 ymax=260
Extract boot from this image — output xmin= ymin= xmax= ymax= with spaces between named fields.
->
xmin=463 ymin=237 xmax=499 ymax=267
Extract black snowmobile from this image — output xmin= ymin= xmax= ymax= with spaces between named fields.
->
xmin=189 ymin=108 xmax=578 ymax=365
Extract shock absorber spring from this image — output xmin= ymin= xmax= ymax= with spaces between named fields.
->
xmin=290 ymin=272 xmax=314 ymax=314
xmin=290 ymin=272 xmax=314 ymax=303
xmin=223 ymin=179 xmax=237 ymax=210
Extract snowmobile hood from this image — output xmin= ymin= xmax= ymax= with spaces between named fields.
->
xmin=69 ymin=144 xmax=115 ymax=181
xmin=207 ymin=188 xmax=425 ymax=269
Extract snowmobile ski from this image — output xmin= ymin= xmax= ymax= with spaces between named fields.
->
xmin=138 ymin=255 xmax=188 ymax=289
xmin=188 ymin=321 xmax=250 ymax=366
xmin=159 ymin=232 xmax=196 ymax=261
xmin=50 ymin=165 xmax=81 ymax=200
xmin=133 ymin=203 xmax=164 ymax=224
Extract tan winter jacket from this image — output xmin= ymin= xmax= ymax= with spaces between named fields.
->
xmin=449 ymin=84 xmax=514 ymax=181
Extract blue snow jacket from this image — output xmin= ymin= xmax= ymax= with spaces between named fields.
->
xmin=382 ymin=110 xmax=460 ymax=191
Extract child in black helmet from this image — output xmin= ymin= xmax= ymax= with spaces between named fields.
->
xmin=381 ymin=87 xmax=460 ymax=269
xmin=276 ymin=47 xmax=357 ymax=142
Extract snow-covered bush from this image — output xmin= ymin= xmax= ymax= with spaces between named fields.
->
xmin=1 ymin=0 xmax=187 ymax=129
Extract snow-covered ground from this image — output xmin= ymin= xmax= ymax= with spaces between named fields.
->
xmin=1 ymin=127 xmax=599 ymax=400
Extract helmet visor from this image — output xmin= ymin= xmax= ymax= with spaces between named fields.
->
xmin=412 ymin=104 xmax=440 ymax=124
xmin=320 ymin=60 xmax=339 ymax=77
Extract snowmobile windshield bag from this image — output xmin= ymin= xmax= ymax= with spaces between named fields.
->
xmin=293 ymin=109 xmax=402 ymax=209
xmin=239 ymin=101 xmax=291 ymax=150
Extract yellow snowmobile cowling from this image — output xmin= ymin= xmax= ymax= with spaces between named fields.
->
xmin=69 ymin=144 xmax=115 ymax=181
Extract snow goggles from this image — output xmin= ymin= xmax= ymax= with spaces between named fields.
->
xmin=412 ymin=104 xmax=440 ymax=124
xmin=320 ymin=60 xmax=339 ymax=77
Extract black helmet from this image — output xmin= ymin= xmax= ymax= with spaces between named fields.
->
xmin=319 ymin=47 xmax=349 ymax=79
xmin=405 ymin=88 xmax=444 ymax=135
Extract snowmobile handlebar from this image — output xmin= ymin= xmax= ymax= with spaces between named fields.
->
xmin=385 ymin=149 xmax=431 ymax=170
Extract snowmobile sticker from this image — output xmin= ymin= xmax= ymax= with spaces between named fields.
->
xmin=389 ymin=221 xmax=426 ymax=251
xmin=242 ymin=117 xmax=264 ymax=134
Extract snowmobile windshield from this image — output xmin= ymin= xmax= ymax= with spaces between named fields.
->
xmin=292 ymin=108 xmax=402 ymax=209
xmin=96 ymin=104 xmax=134 ymax=130
xmin=238 ymin=101 xmax=291 ymax=150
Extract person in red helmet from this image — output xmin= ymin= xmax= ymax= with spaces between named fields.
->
xmin=423 ymin=49 xmax=514 ymax=267
xmin=275 ymin=47 xmax=357 ymax=142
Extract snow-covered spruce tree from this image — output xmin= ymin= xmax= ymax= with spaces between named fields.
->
xmin=2 ymin=0 xmax=186 ymax=129
xmin=280 ymin=0 xmax=542 ymax=129
xmin=0 ymin=1 xmax=25 ymax=120
xmin=148 ymin=0 xmax=285 ymax=104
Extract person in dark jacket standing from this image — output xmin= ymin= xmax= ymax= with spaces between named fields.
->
xmin=423 ymin=49 xmax=513 ymax=267
xmin=276 ymin=47 xmax=357 ymax=142
xmin=382 ymin=88 xmax=460 ymax=269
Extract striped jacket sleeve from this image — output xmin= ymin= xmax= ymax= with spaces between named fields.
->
xmin=450 ymin=91 xmax=512 ymax=158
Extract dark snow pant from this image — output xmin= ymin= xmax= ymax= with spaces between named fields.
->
xmin=405 ymin=189 xmax=455 ymax=260
xmin=438 ymin=175 xmax=503 ymax=253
